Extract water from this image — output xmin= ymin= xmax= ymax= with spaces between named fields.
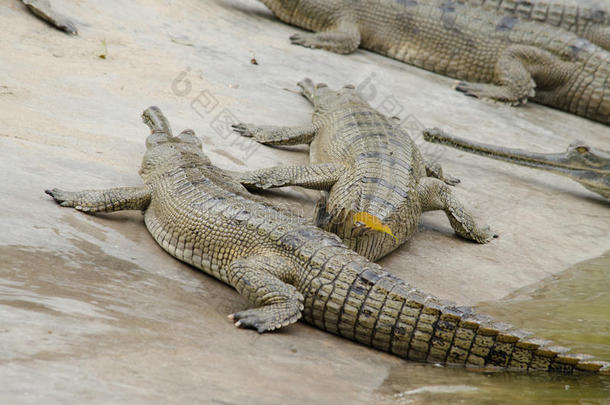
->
xmin=375 ymin=252 xmax=610 ymax=404
xmin=0 ymin=242 xmax=608 ymax=404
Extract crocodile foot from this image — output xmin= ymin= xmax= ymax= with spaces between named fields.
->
xmin=231 ymin=123 xmax=277 ymax=145
xmin=231 ymin=123 xmax=258 ymax=138
xmin=229 ymin=301 xmax=304 ymax=333
xmin=232 ymin=172 xmax=273 ymax=190
xmin=455 ymin=81 xmax=533 ymax=106
xmin=463 ymin=224 xmax=498 ymax=244
xmin=290 ymin=33 xmax=319 ymax=49
xmin=443 ymin=175 xmax=461 ymax=186
xmin=426 ymin=162 xmax=461 ymax=186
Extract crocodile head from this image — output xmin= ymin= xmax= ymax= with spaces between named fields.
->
xmin=297 ymin=78 xmax=362 ymax=114
xmin=139 ymin=106 xmax=211 ymax=180
xmin=541 ymin=142 xmax=610 ymax=199
xmin=424 ymin=128 xmax=610 ymax=199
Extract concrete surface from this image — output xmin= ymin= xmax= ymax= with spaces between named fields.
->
xmin=0 ymin=0 xmax=608 ymax=403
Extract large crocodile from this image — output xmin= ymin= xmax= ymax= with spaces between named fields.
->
xmin=252 ymin=0 xmax=610 ymax=124
xmin=232 ymin=79 xmax=495 ymax=262
xmin=455 ymin=0 xmax=610 ymax=51
xmin=45 ymin=106 xmax=609 ymax=374
xmin=424 ymin=127 xmax=610 ymax=199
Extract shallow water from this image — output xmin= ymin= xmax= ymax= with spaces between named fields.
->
xmin=375 ymin=252 xmax=610 ymax=404
xmin=0 ymin=242 xmax=608 ymax=404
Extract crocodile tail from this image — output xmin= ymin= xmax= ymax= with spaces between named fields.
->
xmin=382 ymin=280 xmax=610 ymax=374
xmin=313 ymin=263 xmax=610 ymax=374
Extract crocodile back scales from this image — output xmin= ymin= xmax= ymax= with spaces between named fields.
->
xmin=137 ymin=135 xmax=609 ymax=374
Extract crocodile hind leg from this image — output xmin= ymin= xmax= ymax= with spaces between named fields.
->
xmin=416 ymin=178 xmax=496 ymax=243
xmin=234 ymin=163 xmax=345 ymax=191
xmin=289 ymin=21 xmax=361 ymax=54
xmin=455 ymin=45 xmax=555 ymax=105
xmin=228 ymin=255 xmax=304 ymax=333
xmin=45 ymin=187 xmax=151 ymax=212
xmin=232 ymin=123 xmax=317 ymax=146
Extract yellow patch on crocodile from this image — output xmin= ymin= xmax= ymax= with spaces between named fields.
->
xmin=353 ymin=212 xmax=397 ymax=242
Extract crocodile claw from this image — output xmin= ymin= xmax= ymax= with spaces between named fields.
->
xmin=444 ymin=176 xmax=461 ymax=186
xmin=230 ymin=302 xmax=303 ymax=333
xmin=231 ymin=123 xmax=255 ymax=137
xmin=475 ymin=225 xmax=498 ymax=243
xmin=455 ymin=81 xmax=532 ymax=107
xmin=233 ymin=172 xmax=272 ymax=190
xmin=455 ymin=81 xmax=479 ymax=97
xmin=290 ymin=33 xmax=317 ymax=49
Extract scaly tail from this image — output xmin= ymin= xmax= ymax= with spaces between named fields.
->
xmin=303 ymin=256 xmax=610 ymax=374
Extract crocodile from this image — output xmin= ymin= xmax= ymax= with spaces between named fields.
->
xmin=232 ymin=79 xmax=495 ymax=262
xmin=455 ymin=0 xmax=610 ymax=51
xmin=21 ymin=0 xmax=78 ymax=35
xmin=424 ymin=127 xmax=610 ymax=199
xmin=252 ymin=0 xmax=610 ymax=124
xmin=45 ymin=106 xmax=609 ymax=374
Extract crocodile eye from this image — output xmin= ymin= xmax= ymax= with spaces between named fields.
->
xmin=343 ymin=84 xmax=355 ymax=89
xmin=575 ymin=146 xmax=589 ymax=154
xmin=316 ymin=83 xmax=328 ymax=89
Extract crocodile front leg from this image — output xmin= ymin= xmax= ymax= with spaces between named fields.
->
xmin=290 ymin=20 xmax=361 ymax=54
xmin=455 ymin=45 xmax=556 ymax=105
xmin=45 ymin=186 xmax=151 ymax=212
xmin=425 ymin=161 xmax=461 ymax=186
xmin=232 ymin=123 xmax=317 ymax=146
xmin=228 ymin=255 xmax=304 ymax=333
xmin=234 ymin=163 xmax=345 ymax=191
xmin=416 ymin=178 xmax=496 ymax=243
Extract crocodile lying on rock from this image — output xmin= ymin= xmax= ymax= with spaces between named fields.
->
xmin=232 ymin=79 xmax=495 ymax=262
xmin=455 ymin=0 xmax=610 ymax=51
xmin=424 ymin=127 xmax=610 ymax=199
xmin=252 ymin=0 xmax=610 ymax=124
xmin=45 ymin=106 xmax=609 ymax=374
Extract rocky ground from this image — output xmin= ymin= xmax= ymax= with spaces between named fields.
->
xmin=0 ymin=0 xmax=608 ymax=403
